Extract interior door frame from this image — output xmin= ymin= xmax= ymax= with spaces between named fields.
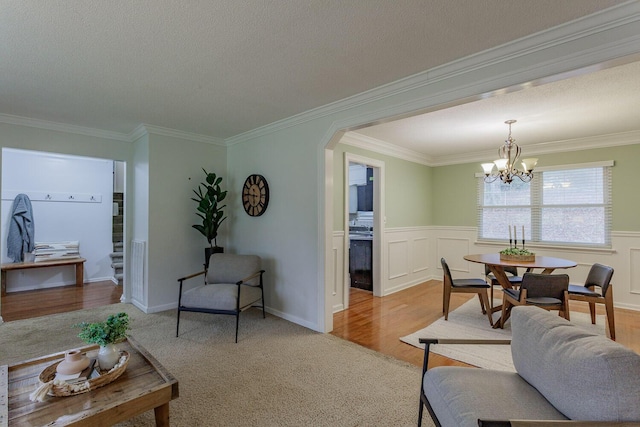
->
xmin=343 ymin=152 xmax=385 ymax=308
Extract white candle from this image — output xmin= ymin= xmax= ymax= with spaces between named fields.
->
xmin=522 ymin=225 xmax=525 ymax=242
xmin=509 ymin=226 xmax=512 ymax=241
xmin=514 ymin=225 xmax=517 ymax=242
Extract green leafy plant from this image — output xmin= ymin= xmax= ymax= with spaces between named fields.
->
xmin=192 ymin=168 xmax=227 ymax=248
xmin=74 ymin=312 xmax=130 ymax=346
xmin=500 ymin=247 xmax=534 ymax=256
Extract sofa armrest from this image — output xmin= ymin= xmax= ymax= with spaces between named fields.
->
xmin=418 ymin=338 xmax=511 ymax=378
xmin=479 ymin=420 xmax=637 ymax=426
xmin=419 ymin=338 xmax=511 ymax=345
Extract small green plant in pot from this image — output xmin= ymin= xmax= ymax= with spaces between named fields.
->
xmin=192 ymin=168 xmax=227 ymax=267
xmin=75 ymin=312 xmax=130 ymax=371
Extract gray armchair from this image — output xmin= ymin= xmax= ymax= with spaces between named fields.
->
xmin=176 ymin=253 xmax=265 ymax=342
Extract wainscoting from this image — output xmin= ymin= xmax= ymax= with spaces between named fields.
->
xmin=332 ymin=227 xmax=640 ymax=313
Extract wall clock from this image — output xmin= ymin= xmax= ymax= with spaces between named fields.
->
xmin=242 ymin=174 xmax=269 ymax=216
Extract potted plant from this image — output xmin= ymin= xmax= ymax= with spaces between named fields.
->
xmin=192 ymin=168 xmax=227 ymax=267
xmin=75 ymin=312 xmax=130 ymax=370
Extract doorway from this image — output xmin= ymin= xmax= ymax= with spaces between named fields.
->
xmin=0 ymin=148 xmax=126 ymax=319
xmin=343 ymin=153 xmax=384 ymax=309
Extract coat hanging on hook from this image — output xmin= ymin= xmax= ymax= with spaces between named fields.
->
xmin=7 ymin=193 xmax=35 ymax=262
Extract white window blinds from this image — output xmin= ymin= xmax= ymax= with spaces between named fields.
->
xmin=477 ymin=163 xmax=612 ymax=247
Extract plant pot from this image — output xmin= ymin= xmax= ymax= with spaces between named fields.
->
xmin=500 ymin=253 xmax=535 ymax=262
xmin=98 ymin=344 xmax=121 ymax=371
xmin=204 ymin=246 xmax=224 ymax=269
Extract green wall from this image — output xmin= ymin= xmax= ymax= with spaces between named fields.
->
xmin=333 ymin=143 xmax=432 ymax=230
xmin=432 ymin=144 xmax=640 ymax=231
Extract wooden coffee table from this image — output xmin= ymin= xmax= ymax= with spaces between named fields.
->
xmin=1 ymin=337 xmax=178 ymax=426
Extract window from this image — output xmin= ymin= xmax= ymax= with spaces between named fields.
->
xmin=478 ymin=162 xmax=612 ymax=247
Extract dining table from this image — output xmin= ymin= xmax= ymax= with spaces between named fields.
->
xmin=463 ymin=253 xmax=577 ymax=327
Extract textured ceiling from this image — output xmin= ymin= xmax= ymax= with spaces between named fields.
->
xmin=353 ymin=60 xmax=640 ymax=162
xmin=0 ymin=0 xmax=628 ymax=142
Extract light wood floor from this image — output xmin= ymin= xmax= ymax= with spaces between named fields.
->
xmin=2 ymin=279 xmax=638 ymax=370
xmin=331 ymin=280 xmax=640 ymax=368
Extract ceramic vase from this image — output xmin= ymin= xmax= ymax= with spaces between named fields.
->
xmin=57 ymin=350 xmax=90 ymax=375
xmin=98 ymin=344 xmax=120 ymax=371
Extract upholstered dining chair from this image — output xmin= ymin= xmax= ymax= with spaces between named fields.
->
xmin=484 ymin=264 xmax=522 ymax=309
xmin=500 ymin=272 xmax=569 ymax=328
xmin=176 ymin=253 xmax=265 ymax=342
xmin=441 ymin=258 xmax=493 ymax=326
xmin=568 ymin=263 xmax=615 ymax=340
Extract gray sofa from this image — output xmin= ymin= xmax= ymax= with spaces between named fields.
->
xmin=418 ymin=305 xmax=640 ymax=426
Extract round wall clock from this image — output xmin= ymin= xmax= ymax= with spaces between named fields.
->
xmin=242 ymin=174 xmax=269 ymax=216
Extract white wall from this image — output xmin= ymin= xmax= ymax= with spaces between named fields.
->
xmin=1 ymin=148 xmax=113 ymax=291
xmin=134 ymin=129 xmax=227 ymax=312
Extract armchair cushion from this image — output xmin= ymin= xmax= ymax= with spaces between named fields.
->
xmin=511 ymin=306 xmax=640 ymax=421
xmin=423 ymin=367 xmax=567 ymax=427
xmin=206 ymin=253 xmax=261 ymax=285
xmin=182 ymin=283 xmax=262 ymax=311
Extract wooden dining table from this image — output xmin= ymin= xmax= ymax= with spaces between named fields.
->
xmin=463 ymin=253 xmax=577 ymax=327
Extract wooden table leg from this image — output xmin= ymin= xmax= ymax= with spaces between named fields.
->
xmin=75 ymin=261 xmax=84 ymax=288
xmin=487 ymin=265 xmax=514 ymax=328
xmin=154 ymin=403 xmax=170 ymax=427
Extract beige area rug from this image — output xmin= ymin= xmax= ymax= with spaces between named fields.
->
xmin=400 ymin=298 xmax=605 ymax=372
xmin=1 ymin=304 xmax=433 ymax=427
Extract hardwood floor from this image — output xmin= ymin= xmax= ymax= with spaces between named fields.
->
xmin=1 ymin=281 xmax=123 ymax=321
xmin=331 ymin=280 xmax=640 ymax=368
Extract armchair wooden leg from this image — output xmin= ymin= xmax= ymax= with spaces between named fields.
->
xmin=605 ymin=291 xmax=616 ymax=340
xmin=563 ymin=292 xmax=570 ymax=321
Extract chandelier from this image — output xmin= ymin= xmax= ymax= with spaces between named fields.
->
xmin=481 ymin=120 xmax=537 ymax=184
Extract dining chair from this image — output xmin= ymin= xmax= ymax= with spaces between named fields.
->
xmin=484 ymin=264 xmax=522 ymax=309
xmin=500 ymin=272 xmax=569 ymax=328
xmin=441 ymin=258 xmax=493 ymax=326
xmin=568 ymin=263 xmax=615 ymax=340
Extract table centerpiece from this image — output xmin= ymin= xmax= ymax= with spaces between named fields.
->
xmin=500 ymin=225 xmax=535 ymax=261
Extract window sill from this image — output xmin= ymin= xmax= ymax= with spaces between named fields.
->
xmin=474 ymin=240 xmax=616 ymax=255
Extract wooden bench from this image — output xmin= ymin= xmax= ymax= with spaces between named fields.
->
xmin=1 ymin=257 xmax=86 ymax=296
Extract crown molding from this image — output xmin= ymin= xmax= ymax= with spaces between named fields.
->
xmin=0 ymin=113 xmax=132 ymax=142
xmin=437 ymin=130 xmax=640 ymax=167
xmin=0 ymin=115 xmax=227 ymax=147
xmin=137 ymin=124 xmax=226 ymax=146
xmin=343 ymin=130 xmax=640 ymax=167
xmin=226 ymin=1 xmax=640 ymax=147
xmin=340 ymin=133 xmax=432 ymax=166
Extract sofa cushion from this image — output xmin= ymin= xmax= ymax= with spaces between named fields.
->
xmin=423 ymin=367 xmax=567 ymax=427
xmin=511 ymin=306 xmax=640 ymax=421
